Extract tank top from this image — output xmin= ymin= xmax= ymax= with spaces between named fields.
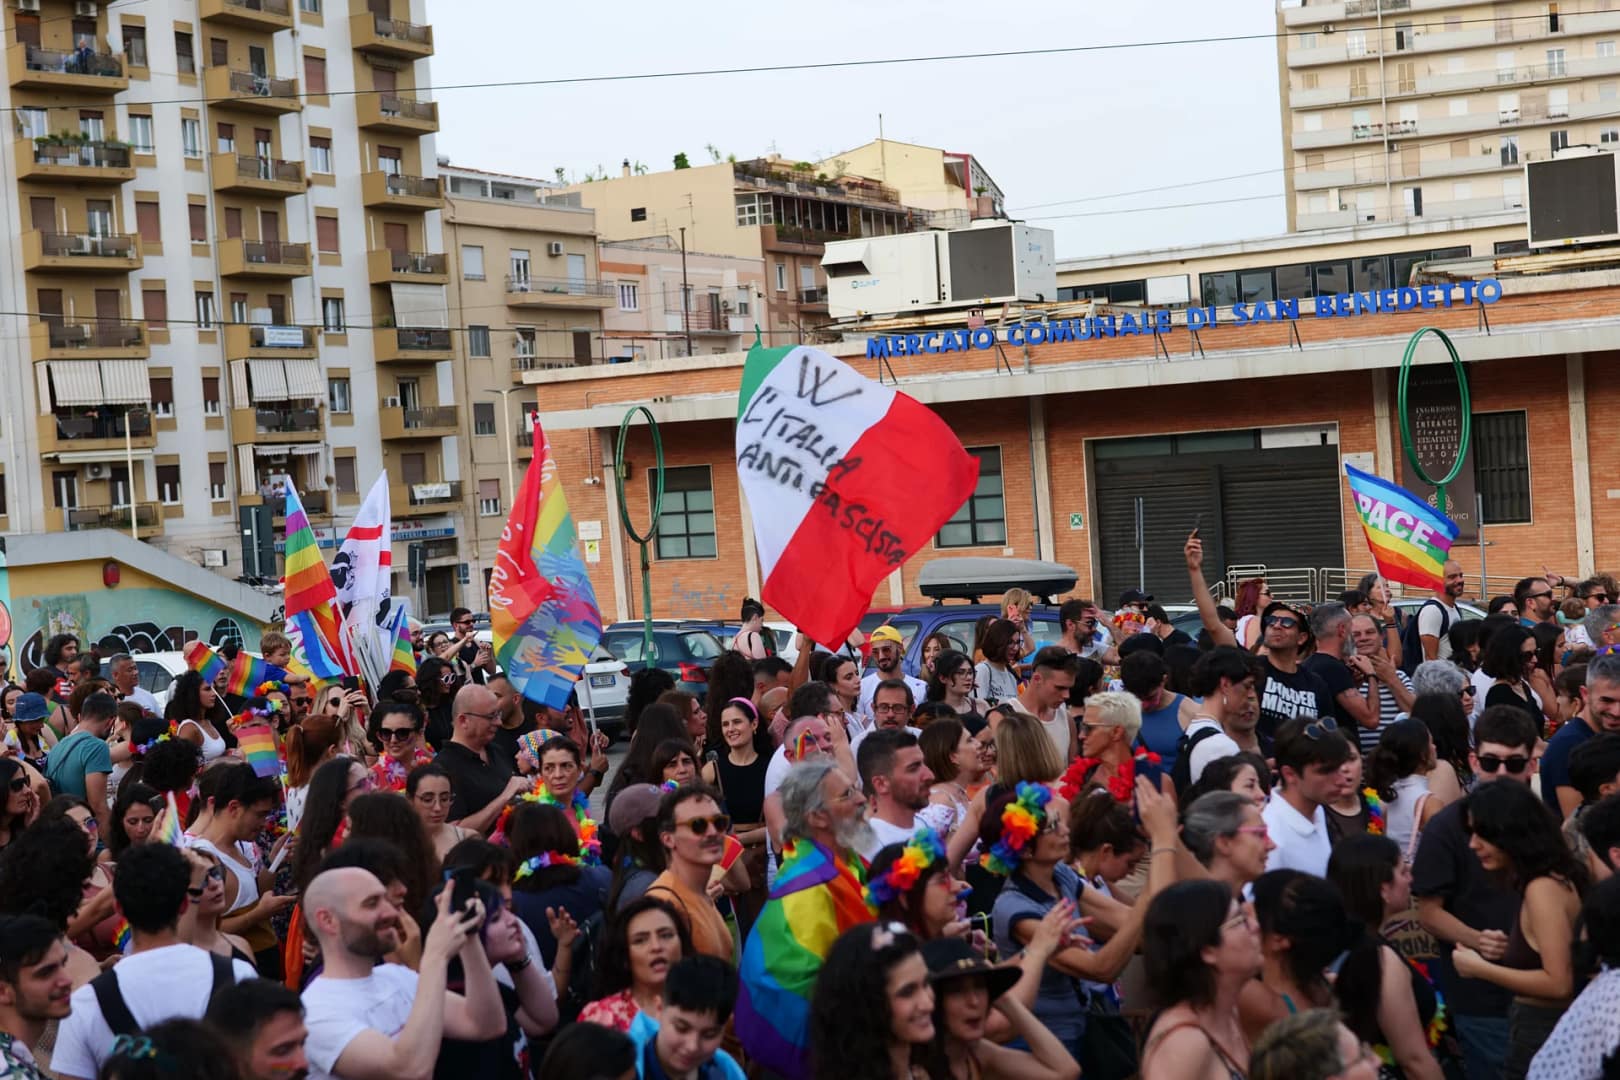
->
xmin=713 ymin=752 xmax=769 ymax=824
xmin=178 ymin=719 xmax=228 ymax=762
xmin=1382 ymin=774 xmax=1431 ymax=857
xmin=1502 ymin=910 xmax=1544 ymax=971
xmin=1138 ymin=693 xmax=1187 ymax=774
xmin=187 ymin=834 xmax=261 ymax=914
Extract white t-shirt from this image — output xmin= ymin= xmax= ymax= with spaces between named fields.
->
xmin=302 ymin=964 xmax=420 ymax=1080
xmin=1417 ymin=601 xmax=1459 ymax=661
xmin=52 ymin=944 xmax=256 ymax=1080
xmin=1261 ymin=795 xmax=1333 ymax=878
xmin=858 ymin=814 xmax=918 ymax=862
xmin=1001 ymin=696 xmax=1071 ymax=763
xmin=849 ymin=724 xmax=921 ymax=769
xmin=857 ymin=671 xmax=928 ymax=723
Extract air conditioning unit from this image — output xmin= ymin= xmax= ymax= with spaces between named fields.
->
xmin=546 ymin=241 xmax=564 ymax=257
xmin=16 ymin=0 xmax=40 ymax=12
xmin=383 ymin=395 xmax=401 ymax=408
xmin=73 ymin=0 xmax=95 ymax=15
xmin=84 ymin=462 xmax=111 ymax=481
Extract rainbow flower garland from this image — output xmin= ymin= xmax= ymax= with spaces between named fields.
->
xmin=530 ymin=785 xmax=602 ymax=865
xmin=980 ymin=782 xmax=1052 ymax=876
xmin=513 ymin=850 xmax=579 ymax=882
xmin=1058 ymin=747 xmax=1160 ymax=803
xmin=253 ymin=680 xmax=289 ymax=704
xmin=866 ymin=825 xmax=946 ymax=906
xmin=1362 ymin=787 xmax=1386 ymax=836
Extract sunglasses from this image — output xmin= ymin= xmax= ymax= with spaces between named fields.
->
xmin=1477 ymin=753 xmax=1530 ymax=775
xmin=678 ymin=813 xmax=732 ymax=837
xmin=1303 ymin=716 xmax=1340 ymax=741
xmin=1262 ymin=614 xmax=1300 ymax=630
xmin=379 ymin=727 xmax=418 ymax=742
xmin=186 ymin=866 xmax=225 ymax=899
xmin=1526 ymin=591 xmax=1553 ymax=601
xmin=1587 ymin=594 xmax=1614 ymax=603
xmin=7 ymin=777 xmax=26 ymax=793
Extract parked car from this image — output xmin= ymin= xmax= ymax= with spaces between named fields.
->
xmin=872 ymin=604 xmax=1063 ymax=679
xmin=1391 ymin=597 xmax=1487 ymax=623
xmin=98 ymin=651 xmax=193 ymax=713
xmin=575 ymin=643 xmax=631 ymax=740
xmin=600 ymin=622 xmax=727 ymax=698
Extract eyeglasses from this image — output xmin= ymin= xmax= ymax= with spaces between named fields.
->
xmin=463 ymin=710 xmax=501 ymax=723
xmin=1303 ymin=716 xmax=1340 ymax=741
xmin=1526 ymin=591 xmax=1554 ymax=601
xmin=1477 ymin=753 xmax=1530 ymax=775
xmin=186 ymin=866 xmax=224 ymax=900
xmin=379 ymin=727 xmax=418 ymax=742
xmin=1459 ymin=685 xmax=1476 ymax=697
xmin=1080 ymin=722 xmax=1110 ymax=736
xmin=1262 ymin=614 xmax=1299 ymax=629
xmin=454 ymin=619 xmax=475 ymax=628
xmin=7 ymin=777 xmax=26 ymax=793
xmin=678 ymin=813 xmax=732 ymax=836
xmin=74 ymin=816 xmax=99 ymax=832
xmin=872 ymin=702 xmax=908 ymax=715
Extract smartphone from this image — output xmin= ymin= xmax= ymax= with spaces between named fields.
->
xmin=444 ymin=865 xmax=479 ymax=917
xmin=1191 ymin=513 xmax=1203 ymax=539
xmin=341 ymin=675 xmax=361 ymax=694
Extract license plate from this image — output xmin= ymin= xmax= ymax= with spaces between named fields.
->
xmin=590 ymin=674 xmax=614 ymax=688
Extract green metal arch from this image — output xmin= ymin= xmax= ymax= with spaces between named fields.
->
xmin=615 ymin=407 xmax=665 ymax=661
xmin=1396 ymin=327 xmax=1471 ymax=502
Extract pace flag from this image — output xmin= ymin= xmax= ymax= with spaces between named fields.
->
xmin=281 ymin=483 xmax=351 ymax=679
xmin=735 ymin=343 xmax=978 ymax=648
xmin=489 ymin=418 xmax=602 ymax=710
xmin=1345 ymin=462 xmax=1460 ymax=591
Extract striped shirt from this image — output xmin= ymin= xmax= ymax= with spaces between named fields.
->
xmin=1361 ymin=670 xmax=1414 ymax=754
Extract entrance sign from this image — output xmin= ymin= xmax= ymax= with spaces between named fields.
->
xmin=1397 ymin=327 xmax=1473 ymax=531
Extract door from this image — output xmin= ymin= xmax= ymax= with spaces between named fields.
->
xmin=110 ymin=466 xmax=131 ymax=509
xmin=248 ymin=45 xmax=266 ymax=78
xmin=397 ymin=379 xmax=420 ymax=411
xmin=14 ymin=14 xmax=39 ymax=46
xmin=254 ymin=128 xmax=273 ymax=173
xmin=79 ymin=111 xmax=105 ymax=142
xmin=53 ymin=471 xmax=78 ymax=510
xmin=259 ymin=209 xmax=280 ymax=243
xmin=372 ymin=66 xmax=396 ymax=94
xmin=85 ymin=200 xmax=113 ymax=238
xmin=267 ymin=294 xmax=287 ymax=324
xmin=566 ymin=252 xmax=586 ymax=288
xmin=37 ymin=289 xmax=64 ymax=331
xmin=210 ymin=38 xmax=228 ymax=67
xmin=509 ymin=249 xmax=530 ymax=286
xmin=217 ymin=122 xmax=235 ymax=154
xmin=230 ymin=293 xmax=248 ymax=323
xmin=383 ymin=222 xmax=408 ymax=253
xmin=400 ymin=452 xmax=426 ymax=486
xmin=368 ymin=0 xmax=390 ymax=17
xmin=572 ymin=330 xmax=593 ymax=365
xmin=95 ymin=289 xmax=120 ymax=336
xmin=425 ymin=566 xmax=455 ymax=619
xmin=224 ymin=208 xmax=243 ymax=239
xmin=30 ymin=197 xmax=56 ymax=233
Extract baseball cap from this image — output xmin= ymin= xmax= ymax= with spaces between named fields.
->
xmin=1187 ymin=730 xmax=1243 ymax=784
xmin=1119 ymin=588 xmax=1154 ymax=607
xmin=11 ymin=693 xmax=48 ymax=723
xmin=1262 ymin=600 xmax=1313 ymax=641
xmin=868 ymin=626 xmax=904 ymax=647
xmin=607 ymin=783 xmax=664 ymax=836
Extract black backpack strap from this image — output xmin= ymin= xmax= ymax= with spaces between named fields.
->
xmin=90 ymin=969 xmax=140 ymax=1038
xmin=206 ymin=952 xmax=236 ymax=1009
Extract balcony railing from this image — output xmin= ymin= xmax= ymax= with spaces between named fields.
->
xmin=799 ymin=287 xmax=827 ymax=304
xmin=371 ymin=16 xmax=431 ymax=45
xmin=382 ymin=173 xmax=439 ymax=199
xmin=407 ymin=480 xmax=461 ymax=505
xmin=45 ymin=321 xmax=144 ymax=350
xmin=393 ymin=327 xmax=452 ymax=351
xmin=226 ymin=69 xmax=298 ymax=100
xmin=377 ymin=94 xmax=436 ymax=123
xmin=732 ymin=159 xmax=901 ymax=207
xmin=244 ymin=324 xmax=317 ymax=349
xmin=505 ymin=274 xmax=615 ymax=298
xmin=771 ymin=223 xmax=855 ymax=246
xmin=233 ymin=154 xmax=303 ymax=183
xmin=513 ymin=354 xmax=583 ymax=372
xmin=222 ymin=0 xmax=291 ymax=15
xmin=386 ymin=251 xmax=446 ymax=275
xmin=662 ymin=294 xmax=740 ymax=332
xmin=254 ymin=407 xmax=321 ymax=434
xmin=23 ymin=44 xmax=123 ymax=79
xmin=241 ymin=239 xmax=310 ymax=266
xmin=68 ymin=504 xmax=157 ymax=531
xmin=38 ymin=232 xmax=136 ymax=258
xmin=31 ymin=140 xmax=131 ymax=169
xmin=255 ymin=490 xmax=328 ymax=517
xmin=400 ymin=406 xmax=458 ymax=430
xmin=53 ymin=408 xmax=151 ymax=440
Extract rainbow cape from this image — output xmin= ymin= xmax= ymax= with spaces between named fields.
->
xmin=735 ymin=839 xmax=875 ymax=1080
xmin=1344 ymin=463 xmax=1460 ymax=591
xmin=184 ymin=641 xmax=290 ymax=697
xmin=281 ymin=484 xmax=351 ymax=680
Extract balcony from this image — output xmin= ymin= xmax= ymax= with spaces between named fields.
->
xmin=230 ymin=404 xmax=323 ymax=444
xmin=204 ymin=68 xmax=302 ymax=114
xmin=662 ymin=295 xmax=748 ymax=335
xmin=218 ymin=237 xmax=311 ymax=279
xmin=355 ymin=93 xmax=439 ymax=135
xmin=391 ymin=480 xmax=462 ymax=515
xmin=367 ymin=249 xmax=448 ymax=285
xmin=8 ymin=42 xmax=127 ymax=93
xmin=212 ymin=153 xmax=305 ymax=196
xmin=39 ymin=408 xmax=155 ymax=456
xmin=350 ymin=13 xmax=434 ymax=59
xmin=200 ymin=0 xmax=293 ymax=31
xmin=14 ymin=139 xmax=134 ymax=184
xmin=30 ymin=321 xmax=148 ymax=360
xmin=504 ymin=274 xmax=615 ymax=310
xmin=798 ymin=287 xmax=828 ymax=311
xmin=511 ymin=354 xmax=586 ymax=380
xmin=242 ymin=490 xmax=329 ymax=519
xmin=225 ymin=323 xmax=318 ymax=357
xmin=1293 ymin=167 xmax=1360 ymax=192
xmin=66 ymin=504 xmax=160 ymax=536
xmin=362 ymin=171 xmax=441 ymax=210
xmin=375 ymin=327 xmax=454 ymax=364
xmin=379 ymin=404 xmax=460 ymax=440
xmin=22 ymin=231 xmax=140 ymax=273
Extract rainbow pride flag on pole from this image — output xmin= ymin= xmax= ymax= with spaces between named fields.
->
xmin=235 ymin=722 xmax=281 ymax=778
xmin=156 ymin=791 xmax=184 ymax=846
xmin=735 ymin=840 xmax=876 ymax=1080
xmin=184 ymin=641 xmax=290 ymax=696
xmin=281 ymin=484 xmax=351 ymax=679
xmin=386 ymin=604 xmax=416 ymax=676
xmin=489 ymin=418 xmax=602 ymax=710
xmin=182 ymin=640 xmax=226 ymax=684
xmin=1345 ymin=462 xmax=1460 ymax=591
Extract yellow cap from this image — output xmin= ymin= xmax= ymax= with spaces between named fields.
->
xmin=869 ymin=625 xmax=904 ymax=646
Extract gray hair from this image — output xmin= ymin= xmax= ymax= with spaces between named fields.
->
xmin=1181 ymin=790 xmax=1251 ymax=865
xmin=1411 ymin=660 xmax=1468 ymax=698
xmin=779 ymin=758 xmax=837 ymax=844
xmin=1309 ymin=602 xmax=1352 ymax=655
xmin=108 ymin=652 xmax=134 ymax=667
xmin=1585 ymin=605 xmax=1620 ymax=646
xmin=1589 ymin=651 xmax=1620 ymax=690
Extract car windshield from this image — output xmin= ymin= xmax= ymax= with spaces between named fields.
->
xmin=682 ymin=632 xmax=723 ymax=660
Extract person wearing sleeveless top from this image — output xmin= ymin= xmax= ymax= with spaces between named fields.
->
xmin=1122 ymin=652 xmax=1200 ymax=776
xmin=165 ymin=672 xmax=236 ymax=762
xmin=1365 ymin=720 xmax=1447 ymax=860
xmin=1142 ymin=881 xmax=1259 ymax=1080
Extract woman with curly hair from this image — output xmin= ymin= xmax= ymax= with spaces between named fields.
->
xmin=128 ymin=736 xmax=203 ymax=822
xmin=1364 ymin=718 xmax=1445 ymax=855
xmin=415 ymin=656 xmax=458 ymax=751
xmin=343 ymin=791 xmax=437 ymax=914
xmin=165 ymin=670 xmax=236 ymax=761
xmin=577 ymin=895 xmax=692 ymax=1032
xmin=810 ymin=923 xmax=935 ymax=1080
xmin=0 ymin=817 xmax=103 ymax=988
xmin=703 ymin=650 xmax=756 ymax=742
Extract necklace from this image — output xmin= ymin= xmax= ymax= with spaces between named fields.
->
xmin=1058 ymin=746 xmax=1160 ymax=802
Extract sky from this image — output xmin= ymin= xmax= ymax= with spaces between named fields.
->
xmin=428 ymin=0 xmax=1288 ymax=263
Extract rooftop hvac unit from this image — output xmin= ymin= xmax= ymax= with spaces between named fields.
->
xmin=73 ymin=0 xmax=94 ymax=15
xmin=546 ymin=241 xmax=564 ymax=257
xmin=1527 ymin=147 xmax=1620 ymax=247
xmin=383 ymin=395 xmax=401 ymax=408
xmin=16 ymin=0 xmax=40 ymax=12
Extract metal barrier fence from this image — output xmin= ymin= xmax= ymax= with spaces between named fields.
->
xmin=1224 ymin=565 xmax=1551 ymax=606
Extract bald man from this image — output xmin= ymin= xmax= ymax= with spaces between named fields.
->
xmin=438 ymin=683 xmax=528 ymax=833
xmin=300 ymin=867 xmax=505 ymax=1080
xmin=1421 ymin=560 xmax=1466 ymax=661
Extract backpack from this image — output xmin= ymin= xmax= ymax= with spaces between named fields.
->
xmin=1398 ymin=600 xmax=1448 ymax=677
xmin=90 ymin=952 xmax=236 ymax=1037
xmin=556 ymin=909 xmax=603 ymax=1024
xmin=1170 ymin=725 xmax=1229 ymax=799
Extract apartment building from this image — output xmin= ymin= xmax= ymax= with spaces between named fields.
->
xmin=815 ymin=138 xmax=1007 ymax=224
xmin=558 ymin=157 xmax=930 ymax=344
xmin=599 ymin=237 xmax=767 ymax=362
xmin=0 ymin=0 xmax=461 ymax=613
xmin=1279 ymin=0 xmax=1620 ymax=232
xmin=441 ymin=164 xmax=610 ymax=586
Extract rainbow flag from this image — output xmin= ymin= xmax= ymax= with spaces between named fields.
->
xmin=182 ymin=640 xmax=226 ymax=684
xmin=489 ymin=418 xmax=602 ymax=710
xmin=113 ymin=920 xmax=131 ymax=952
xmin=1345 ymin=463 xmax=1460 ymax=591
xmin=186 ymin=641 xmax=291 ymax=697
xmin=235 ymin=721 xmax=281 ymax=778
xmin=387 ymin=605 xmax=416 ymax=676
xmin=281 ymin=484 xmax=351 ymax=679
xmin=735 ymin=839 xmax=875 ymax=1080
xmin=156 ymin=791 xmax=184 ymax=846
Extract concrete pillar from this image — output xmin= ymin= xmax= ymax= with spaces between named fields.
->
xmin=1029 ymin=397 xmax=1055 ymax=561
xmin=1569 ymin=354 xmax=1596 ymax=578
xmin=1372 ymin=369 xmax=1393 ymax=478
xmin=598 ymin=427 xmax=631 ymax=623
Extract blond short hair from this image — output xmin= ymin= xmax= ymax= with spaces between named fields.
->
xmin=1087 ymin=691 xmax=1143 ymax=744
xmin=994 ymin=709 xmax=1064 ymax=785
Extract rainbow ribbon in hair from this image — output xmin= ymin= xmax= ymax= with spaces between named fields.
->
xmin=980 ymin=782 xmax=1052 ymax=876
xmin=866 ymin=825 xmax=946 ymax=906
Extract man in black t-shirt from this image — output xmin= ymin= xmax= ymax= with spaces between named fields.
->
xmin=1255 ymin=600 xmax=1333 ymax=741
xmin=438 ymin=684 xmax=527 ymax=832
xmin=1300 ymin=602 xmax=1377 ymax=738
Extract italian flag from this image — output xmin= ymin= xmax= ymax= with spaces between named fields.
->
xmin=735 ymin=344 xmax=979 ymax=648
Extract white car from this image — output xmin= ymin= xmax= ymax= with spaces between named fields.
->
xmin=763 ymin=621 xmax=801 ymax=664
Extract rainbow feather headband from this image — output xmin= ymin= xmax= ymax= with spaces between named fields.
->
xmin=513 ymin=851 xmax=579 ymax=882
xmin=866 ymin=825 xmax=946 ymax=906
xmin=980 ymin=782 xmax=1052 ymax=876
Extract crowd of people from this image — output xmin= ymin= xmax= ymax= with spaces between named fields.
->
xmin=3 ymin=562 xmax=1620 ymax=1080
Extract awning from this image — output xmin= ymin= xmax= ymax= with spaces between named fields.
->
xmin=390 ymin=283 xmax=449 ymax=329
xmin=245 ymin=359 xmax=288 ymax=401
xmin=46 ymin=361 xmax=104 ymax=407
xmin=50 ymin=449 xmax=155 ymax=464
xmin=99 ymin=359 xmax=152 ymax=405
xmin=282 ymin=358 xmax=325 ymax=399
xmin=252 ymin=443 xmax=323 ymax=457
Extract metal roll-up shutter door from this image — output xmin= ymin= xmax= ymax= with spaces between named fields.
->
xmin=1094 ymin=459 xmax=1222 ymax=606
xmin=1217 ymin=448 xmax=1344 ymax=582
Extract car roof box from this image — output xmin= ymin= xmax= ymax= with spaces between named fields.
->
xmin=916 ymin=557 xmax=1078 ymax=604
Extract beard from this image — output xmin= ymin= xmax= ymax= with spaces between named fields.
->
xmin=338 ymin=916 xmax=399 ymax=960
xmin=835 ymin=815 xmax=877 ymax=854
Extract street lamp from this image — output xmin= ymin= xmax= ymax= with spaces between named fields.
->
xmin=485 ymin=387 xmax=522 ymax=505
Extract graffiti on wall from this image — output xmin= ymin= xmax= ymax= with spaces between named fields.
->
xmin=13 ymin=589 xmax=258 ymax=674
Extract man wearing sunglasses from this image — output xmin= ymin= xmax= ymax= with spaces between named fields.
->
xmin=1513 ymin=575 xmax=1559 ymax=629
xmin=1255 ymin=600 xmax=1334 ymax=743
xmin=1411 ymin=706 xmax=1539 ymax=1080
xmin=648 ymin=784 xmax=734 ymax=963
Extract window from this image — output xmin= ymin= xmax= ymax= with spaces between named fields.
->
xmin=1300 ymin=71 xmax=1318 ymax=90
xmin=299 ymin=0 xmax=320 ymax=12
xmin=775 ymin=263 xmax=786 ymax=292
xmin=1396 ymin=61 xmax=1416 ymax=93
xmin=150 ymin=377 xmax=173 ymax=417
xmin=1604 ymin=127 xmax=1620 ymax=144
xmin=473 ymin=402 xmax=496 ymax=436
xmin=201 ymin=375 xmax=221 ymax=414
xmin=514 ymin=329 xmax=536 ymax=358
xmin=377 ymin=146 xmax=402 ymax=175
xmin=1601 ymin=40 xmax=1618 ymax=58
xmin=309 ymin=136 xmax=332 ymax=174
xmin=53 ymin=470 xmax=77 ymax=511
xmin=181 ymin=118 xmax=201 ymax=157
xmin=736 ymin=286 xmax=751 ymax=316
xmin=630 ymin=207 xmax=647 ymax=222
xmin=478 ymin=479 xmax=502 ymax=516
xmin=129 ymin=115 xmax=153 ymax=153
xmin=1474 ymin=411 xmax=1531 ymax=523
xmin=188 ymin=204 xmax=207 ymax=243
xmin=1550 ymin=3 xmax=1561 ymax=32
xmin=315 ymin=215 xmax=339 ymax=253
xmin=303 ymin=55 xmax=326 ymax=94
xmin=1297 ymin=32 xmax=1316 ymax=50
xmin=1449 ymin=99 xmax=1469 ymax=117
xmin=461 ymin=245 xmax=484 ymax=280
xmin=1547 ymin=48 xmax=1567 ymax=76
xmin=322 ymin=296 xmax=345 ymax=331
xmin=195 ymin=291 xmax=216 ymax=329
xmin=736 ymin=195 xmax=766 ymax=226
xmin=17 ymin=108 xmax=46 ymax=140
xmin=1605 ymin=82 xmax=1620 ymax=101
xmin=1504 ymin=176 xmax=1523 ymax=208
xmin=122 ymin=25 xmax=146 ymax=67
xmin=509 ymin=249 xmax=530 ymax=286
xmin=327 ymin=377 xmax=350 ymax=413
xmin=175 ymin=32 xmax=194 ymax=74
xmin=468 ymin=325 xmax=490 ymax=357
xmin=618 ymin=282 xmax=639 ymax=310
xmin=1452 ymin=181 xmax=1473 ymax=202
xmin=653 ymin=466 xmax=717 ymax=559
xmin=1551 ymin=129 xmax=1570 ymax=152
xmin=1494 ymin=239 xmax=1531 ymax=254
xmin=79 ymin=111 xmax=104 ymax=143
xmin=1550 ymin=88 xmax=1570 ymax=117
xmin=1346 ymin=30 xmax=1367 ymax=57
xmin=1403 ymin=187 xmax=1423 ymax=218
xmin=156 ymin=464 xmax=180 ymax=505
xmin=1501 ymin=134 xmax=1520 ymax=165
xmin=937 ymin=448 xmax=1005 ymax=548
xmin=209 ymin=461 xmax=227 ymax=501
xmin=1394 ymin=22 xmax=1413 ymax=51
xmin=135 ymin=201 xmax=160 ymax=243
xmin=142 ymin=286 xmax=167 ymax=329
xmin=1450 ymin=138 xmax=1471 ymax=158
xmin=335 ymin=456 xmax=358 ymax=496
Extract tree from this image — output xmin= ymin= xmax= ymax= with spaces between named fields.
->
xmin=705 ymin=143 xmax=722 ymax=163
xmin=554 ymin=166 xmax=566 ymax=183
xmin=673 ymin=152 xmax=690 ymax=170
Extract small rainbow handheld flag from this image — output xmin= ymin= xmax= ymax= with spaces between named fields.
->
xmin=223 ymin=653 xmax=289 ymax=698
xmin=387 ymin=606 xmax=416 ymax=676
xmin=182 ymin=640 xmax=227 ymax=684
xmin=1345 ymin=463 xmax=1460 ymax=591
xmin=282 ymin=484 xmax=351 ymax=680
xmin=235 ymin=721 xmax=281 ymax=778
xmin=156 ymin=792 xmax=185 ymax=846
